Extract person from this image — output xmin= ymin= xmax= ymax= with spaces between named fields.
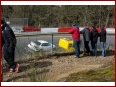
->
xmin=90 ymin=26 xmax=99 ymax=56
xmin=68 ymin=24 xmax=80 ymax=58
xmin=80 ymin=25 xmax=90 ymax=55
xmin=99 ymin=26 xmax=107 ymax=57
xmin=1 ymin=19 xmax=19 ymax=72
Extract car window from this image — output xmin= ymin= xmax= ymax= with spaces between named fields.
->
xmin=41 ymin=43 xmax=51 ymax=46
xmin=34 ymin=41 xmax=41 ymax=45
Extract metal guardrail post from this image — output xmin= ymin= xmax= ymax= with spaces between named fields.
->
xmin=51 ymin=34 xmax=53 ymax=55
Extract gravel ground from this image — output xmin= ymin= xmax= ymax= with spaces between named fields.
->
xmin=2 ymin=50 xmax=115 ymax=82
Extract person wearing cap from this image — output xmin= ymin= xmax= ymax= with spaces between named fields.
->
xmin=80 ymin=25 xmax=91 ymax=55
xmin=1 ymin=19 xmax=19 ymax=72
xmin=68 ymin=24 xmax=80 ymax=58
xmin=99 ymin=26 xmax=107 ymax=57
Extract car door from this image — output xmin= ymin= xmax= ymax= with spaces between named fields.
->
xmin=41 ymin=43 xmax=51 ymax=51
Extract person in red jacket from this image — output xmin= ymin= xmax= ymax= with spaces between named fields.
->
xmin=68 ymin=24 xmax=80 ymax=58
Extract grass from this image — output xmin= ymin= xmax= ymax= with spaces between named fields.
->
xmin=65 ymin=64 xmax=115 ymax=82
xmin=28 ymin=68 xmax=47 ymax=82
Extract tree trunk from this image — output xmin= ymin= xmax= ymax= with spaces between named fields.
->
xmin=105 ymin=6 xmax=110 ymax=28
xmin=99 ymin=5 xmax=101 ymax=27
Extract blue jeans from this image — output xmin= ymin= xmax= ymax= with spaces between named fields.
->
xmin=100 ymin=42 xmax=106 ymax=56
xmin=91 ymin=41 xmax=97 ymax=56
xmin=74 ymin=40 xmax=80 ymax=57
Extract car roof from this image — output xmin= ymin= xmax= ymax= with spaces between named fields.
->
xmin=37 ymin=40 xmax=49 ymax=43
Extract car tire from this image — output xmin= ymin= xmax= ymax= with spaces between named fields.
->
xmin=38 ymin=49 xmax=44 ymax=56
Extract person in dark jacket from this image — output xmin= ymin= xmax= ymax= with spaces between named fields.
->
xmin=1 ymin=19 xmax=19 ymax=72
xmin=90 ymin=26 xmax=99 ymax=56
xmin=99 ymin=26 xmax=107 ymax=57
xmin=68 ymin=24 xmax=80 ymax=58
xmin=80 ymin=25 xmax=90 ymax=55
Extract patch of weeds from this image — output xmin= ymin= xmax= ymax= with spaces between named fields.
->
xmin=28 ymin=68 xmax=38 ymax=82
xmin=28 ymin=68 xmax=48 ymax=82
xmin=65 ymin=64 xmax=115 ymax=82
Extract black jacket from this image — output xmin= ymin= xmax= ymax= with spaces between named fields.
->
xmin=2 ymin=21 xmax=17 ymax=48
xmin=99 ymin=27 xmax=106 ymax=42
xmin=90 ymin=28 xmax=98 ymax=43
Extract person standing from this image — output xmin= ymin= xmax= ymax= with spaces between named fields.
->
xmin=1 ymin=19 xmax=19 ymax=72
xmin=90 ymin=26 xmax=99 ymax=56
xmin=68 ymin=24 xmax=80 ymax=58
xmin=80 ymin=25 xmax=91 ymax=55
xmin=99 ymin=26 xmax=107 ymax=57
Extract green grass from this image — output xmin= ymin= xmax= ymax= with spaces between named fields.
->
xmin=65 ymin=64 xmax=115 ymax=82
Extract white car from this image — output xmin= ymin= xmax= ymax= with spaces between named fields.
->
xmin=27 ymin=40 xmax=56 ymax=52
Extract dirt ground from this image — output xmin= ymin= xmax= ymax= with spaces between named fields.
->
xmin=2 ymin=50 xmax=115 ymax=82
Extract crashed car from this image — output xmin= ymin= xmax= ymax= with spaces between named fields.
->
xmin=26 ymin=40 xmax=56 ymax=52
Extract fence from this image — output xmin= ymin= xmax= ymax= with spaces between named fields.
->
xmin=2 ymin=33 xmax=114 ymax=63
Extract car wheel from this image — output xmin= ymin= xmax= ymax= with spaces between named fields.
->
xmin=38 ymin=49 xmax=44 ymax=56
xmin=39 ymin=49 xmax=43 ymax=52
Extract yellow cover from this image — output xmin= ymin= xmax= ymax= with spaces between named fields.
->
xmin=58 ymin=38 xmax=75 ymax=51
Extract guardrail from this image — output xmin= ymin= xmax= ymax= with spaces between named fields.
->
xmin=14 ymin=27 xmax=115 ymax=35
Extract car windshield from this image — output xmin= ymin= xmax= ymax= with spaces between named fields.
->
xmin=41 ymin=43 xmax=51 ymax=46
xmin=34 ymin=41 xmax=41 ymax=45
